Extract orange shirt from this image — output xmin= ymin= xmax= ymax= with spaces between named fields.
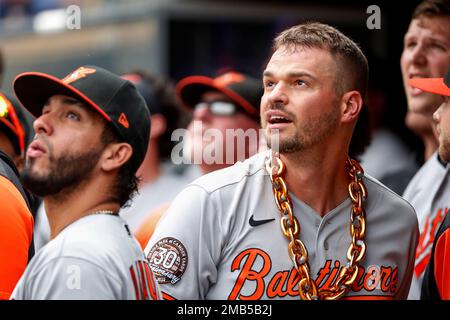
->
xmin=0 ymin=175 xmax=33 ymax=300
xmin=433 ymin=228 xmax=450 ymax=299
xmin=134 ymin=202 xmax=170 ymax=249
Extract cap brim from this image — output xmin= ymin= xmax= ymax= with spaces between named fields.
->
xmin=408 ymin=77 xmax=450 ymax=96
xmin=13 ymin=72 xmax=111 ymax=121
xmin=176 ymin=76 xmax=258 ymax=116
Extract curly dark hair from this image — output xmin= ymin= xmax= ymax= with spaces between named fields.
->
xmin=100 ymin=124 xmax=140 ymax=208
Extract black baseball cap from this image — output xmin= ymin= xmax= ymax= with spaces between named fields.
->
xmin=121 ymin=72 xmax=163 ymax=116
xmin=13 ymin=65 xmax=151 ymax=174
xmin=176 ymin=71 xmax=263 ymax=120
xmin=408 ymin=67 xmax=450 ymax=97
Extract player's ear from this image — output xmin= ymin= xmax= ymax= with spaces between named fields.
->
xmin=340 ymin=91 xmax=363 ymax=123
xmin=100 ymin=142 xmax=133 ymax=172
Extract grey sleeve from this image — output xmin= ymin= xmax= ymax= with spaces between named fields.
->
xmin=20 ymin=257 xmax=123 ymax=300
xmin=145 ymin=185 xmax=222 ymax=300
xmin=396 ymin=209 xmax=420 ymax=300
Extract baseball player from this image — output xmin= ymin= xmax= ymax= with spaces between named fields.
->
xmin=178 ymin=70 xmax=264 ymax=175
xmin=408 ymin=67 xmax=450 ymax=300
xmin=400 ymin=0 xmax=450 ymax=299
xmin=10 ymin=65 xmax=160 ymax=300
xmin=402 ymin=0 xmax=450 ymax=162
xmin=145 ymin=22 xmax=419 ymax=300
xmin=0 ymin=93 xmax=34 ymax=299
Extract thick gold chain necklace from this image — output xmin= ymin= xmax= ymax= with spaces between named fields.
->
xmin=265 ymin=153 xmax=368 ymax=300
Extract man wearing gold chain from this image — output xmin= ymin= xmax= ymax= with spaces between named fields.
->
xmin=146 ymin=22 xmax=419 ymax=300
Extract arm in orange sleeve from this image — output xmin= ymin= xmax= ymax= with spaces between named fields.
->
xmin=0 ymin=176 xmax=34 ymax=300
xmin=434 ymin=227 xmax=450 ymax=300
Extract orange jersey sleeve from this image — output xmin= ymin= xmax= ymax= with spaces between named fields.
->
xmin=0 ymin=175 xmax=34 ymax=300
xmin=434 ymin=227 xmax=450 ymax=300
xmin=134 ymin=202 xmax=170 ymax=250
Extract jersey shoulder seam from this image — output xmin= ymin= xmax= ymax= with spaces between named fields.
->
xmin=364 ymin=174 xmax=416 ymax=213
xmin=188 ymin=165 xmax=266 ymax=195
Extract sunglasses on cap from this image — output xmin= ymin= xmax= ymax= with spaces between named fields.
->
xmin=0 ymin=93 xmax=25 ymax=156
xmin=194 ymin=101 xmax=241 ymax=117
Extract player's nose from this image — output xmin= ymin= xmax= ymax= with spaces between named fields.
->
xmin=433 ymin=103 xmax=443 ymax=123
xmin=33 ymin=112 xmax=53 ymax=136
xmin=267 ymin=82 xmax=289 ymax=107
xmin=193 ymin=103 xmax=212 ymax=122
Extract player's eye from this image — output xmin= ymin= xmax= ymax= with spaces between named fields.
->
xmin=405 ymin=40 xmax=416 ymax=49
xmin=263 ymin=79 xmax=275 ymax=88
xmin=295 ymin=79 xmax=306 ymax=86
xmin=430 ymin=43 xmax=446 ymax=51
xmin=66 ymin=111 xmax=80 ymax=120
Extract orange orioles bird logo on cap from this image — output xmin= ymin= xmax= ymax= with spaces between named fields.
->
xmin=118 ymin=113 xmax=129 ymax=128
xmin=62 ymin=66 xmax=96 ymax=84
xmin=213 ymin=72 xmax=245 ymax=87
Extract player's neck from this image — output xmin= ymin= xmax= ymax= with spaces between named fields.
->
xmin=44 ymin=176 xmax=120 ymax=240
xmin=423 ymin=135 xmax=439 ymax=161
xmin=280 ymin=150 xmax=350 ymax=217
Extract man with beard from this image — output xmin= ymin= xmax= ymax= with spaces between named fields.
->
xmin=409 ymin=67 xmax=450 ymax=300
xmin=10 ymin=66 xmax=160 ymax=300
xmin=145 ymin=23 xmax=419 ymax=300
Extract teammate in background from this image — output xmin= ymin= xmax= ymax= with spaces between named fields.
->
xmin=145 ymin=22 xmax=419 ymax=300
xmin=0 ymin=93 xmax=27 ymax=170
xmin=400 ymin=0 xmax=450 ymax=299
xmin=11 ymin=65 xmax=160 ymax=300
xmin=402 ymin=0 xmax=450 ymax=162
xmin=0 ymin=93 xmax=34 ymax=300
xmin=118 ymin=71 xmax=190 ymax=233
xmin=408 ymin=68 xmax=450 ymax=300
xmin=134 ymin=70 xmax=264 ymax=247
xmin=178 ymin=70 xmax=264 ymax=175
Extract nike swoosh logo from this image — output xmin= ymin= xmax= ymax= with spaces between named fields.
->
xmin=249 ymin=215 xmax=275 ymax=227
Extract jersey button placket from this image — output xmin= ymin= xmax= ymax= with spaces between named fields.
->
xmin=315 ymin=217 xmax=328 ymax=262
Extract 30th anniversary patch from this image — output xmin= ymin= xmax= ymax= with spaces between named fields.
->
xmin=147 ymin=237 xmax=188 ymax=285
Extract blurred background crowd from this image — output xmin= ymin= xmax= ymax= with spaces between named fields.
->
xmin=0 ymin=0 xmax=426 ymax=173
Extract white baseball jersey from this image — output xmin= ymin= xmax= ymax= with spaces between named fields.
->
xmin=12 ymin=214 xmax=161 ymax=300
xmin=145 ymin=150 xmax=419 ymax=300
xmin=403 ymin=152 xmax=450 ymax=300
